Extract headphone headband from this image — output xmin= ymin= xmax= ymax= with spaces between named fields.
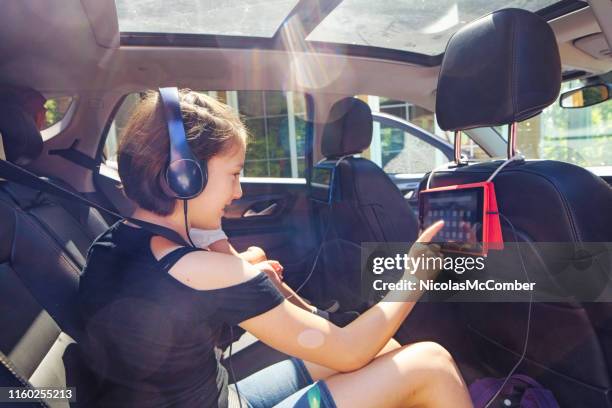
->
xmin=158 ymin=87 xmax=207 ymax=199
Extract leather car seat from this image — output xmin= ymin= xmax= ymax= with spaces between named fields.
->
xmin=311 ymin=97 xmax=419 ymax=311
xmin=425 ymin=8 xmax=612 ymax=407
xmin=0 ymin=99 xmax=111 ymax=406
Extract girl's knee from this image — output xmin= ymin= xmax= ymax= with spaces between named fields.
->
xmin=424 ymin=341 xmax=453 ymax=361
xmin=397 ymin=341 xmax=458 ymax=379
xmin=405 ymin=341 xmax=453 ymax=363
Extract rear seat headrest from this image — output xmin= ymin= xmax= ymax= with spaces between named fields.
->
xmin=321 ymin=97 xmax=373 ymax=159
xmin=0 ymin=100 xmax=43 ymax=165
xmin=435 ymin=8 xmax=561 ymax=131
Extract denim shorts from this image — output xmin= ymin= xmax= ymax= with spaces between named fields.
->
xmin=227 ymin=358 xmax=337 ymax=408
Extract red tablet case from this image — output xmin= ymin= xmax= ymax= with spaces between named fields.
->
xmin=420 ymin=181 xmax=504 ymax=256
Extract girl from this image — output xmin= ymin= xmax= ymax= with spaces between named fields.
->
xmin=78 ymin=89 xmax=472 ymax=408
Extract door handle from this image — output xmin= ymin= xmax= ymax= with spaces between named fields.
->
xmin=243 ymin=202 xmax=278 ymax=218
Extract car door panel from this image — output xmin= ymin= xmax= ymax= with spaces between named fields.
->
xmin=223 ymin=180 xmax=316 ymax=261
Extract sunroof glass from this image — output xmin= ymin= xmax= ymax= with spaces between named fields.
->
xmin=115 ymin=0 xmax=299 ymax=38
xmin=306 ymin=0 xmax=561 ymax=56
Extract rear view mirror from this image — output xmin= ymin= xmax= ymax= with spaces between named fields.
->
xmin=560 ymin=84 xmax=610 ymax=108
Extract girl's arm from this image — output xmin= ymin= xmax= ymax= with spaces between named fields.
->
xmin=207 ymin=238 xmax=267 ymax=264
xmin=173 ymin=223 xmax=443 ymax=373
xmin=239 ymin=221 xmax=445 ymax=372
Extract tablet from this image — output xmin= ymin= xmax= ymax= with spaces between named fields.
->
xmin=420 ymin=186 xmax=484 ymax=254
xmin=310 ymin=163 xmax=337 ymax=204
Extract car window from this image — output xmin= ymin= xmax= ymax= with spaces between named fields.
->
xmin=42 ymin=96 xmax=74 ymax=130
xmin=104 ymin=91 xmax=310 ymax=179
xmin=374 ymin=119 xmax=449 ymax=174
xmin=357 ymin=95 xmax=490 ymax=174
xmin=495 ymin=78 xmax=611 ymax=168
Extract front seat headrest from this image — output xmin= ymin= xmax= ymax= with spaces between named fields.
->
xmin=436 ymin=8 xmax=561 ymax=131
xmin=0 ymin=100 xmax=43 ymax=165
xmin=321 ymin=97 xmax=373 ymax=159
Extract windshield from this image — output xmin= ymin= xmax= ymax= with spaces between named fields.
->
xmin=496 ymin=76 xmax=612 ymax=168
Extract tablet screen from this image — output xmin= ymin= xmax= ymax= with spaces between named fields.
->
xmin=419 ymin=187 xmax=484 ymax=253
xmin=310 ymin=165 xmax=335 ymax=203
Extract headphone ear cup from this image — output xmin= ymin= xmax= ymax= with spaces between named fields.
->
xmin=165 ymin=158 xmax=205 ymax=199
xmin=158 ymin=87 xmax=208 ymax=200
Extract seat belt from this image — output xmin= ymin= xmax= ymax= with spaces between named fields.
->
xmin=0 ymin=349 xmax=49 ymax=408
xmin=0 ymin=158 xmax=189 ymax=247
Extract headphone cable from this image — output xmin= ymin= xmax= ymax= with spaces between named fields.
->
xmin=183 ymin=199 xmax=197 ymax=248
xmin=285 ymin=210 xmax=334 ymax=300
xmin=285 ymin=156 xmax=347 ymax=300
xmin=227 ymin=327 xmax=243 ymax=408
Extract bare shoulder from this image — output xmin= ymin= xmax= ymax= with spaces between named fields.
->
xmin=167 ymin=247 xmax=261 ymax=291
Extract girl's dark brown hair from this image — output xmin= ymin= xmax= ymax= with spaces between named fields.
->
xmin=117 ymin=89 xmax=246 ymax=215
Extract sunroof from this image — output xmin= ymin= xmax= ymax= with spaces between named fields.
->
xmin=115 ymin=0 xmax=299 ymax=38
xmin=306 ymin=0 xmax=561 ymax=56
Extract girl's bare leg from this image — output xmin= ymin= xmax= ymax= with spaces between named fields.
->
xmin=305 ymin=341 xmax=472 ymax=408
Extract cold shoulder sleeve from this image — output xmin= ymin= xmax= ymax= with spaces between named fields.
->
xmin=206 ymin=272 xmax=285 ymax=326
xmin=157 ymin=246 xmax=285 ymax=327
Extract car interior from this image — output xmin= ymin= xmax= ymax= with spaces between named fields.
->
xmin=0 ymin=0 xmax=611 ymax=407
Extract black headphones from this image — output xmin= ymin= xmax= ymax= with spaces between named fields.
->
xmin=158 ymin=87 xmax=207 ymax=199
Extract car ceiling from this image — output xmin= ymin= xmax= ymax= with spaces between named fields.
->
xmin=0 ymin=0 xmax=610 ymax=111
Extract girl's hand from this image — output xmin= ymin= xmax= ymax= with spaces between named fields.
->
xmin=254 ymin=260 xmax=284 ymax=282
xmin=245 ymin=246 xmax=267 ymax=264
xmin=406 ymin=220 xmax=445 ymax=282
xmin=266 ymin=260 xmax=284 ymax=280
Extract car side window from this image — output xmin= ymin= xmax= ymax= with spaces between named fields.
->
xmin=35 ymin=95 xmax=76 ymax=141
xmin=374 ymin=119 xmax=450 ymax=174
xmin=356 ymin=95 xmax=490 ymax=175
xmin=42 ymin=96 xmax=75 ymax=130
xmin=103 ymin=91 xmax=310 ymax=179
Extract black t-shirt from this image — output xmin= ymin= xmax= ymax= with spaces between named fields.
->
xmin=78 ymin=221 xmax=285 ymax=407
